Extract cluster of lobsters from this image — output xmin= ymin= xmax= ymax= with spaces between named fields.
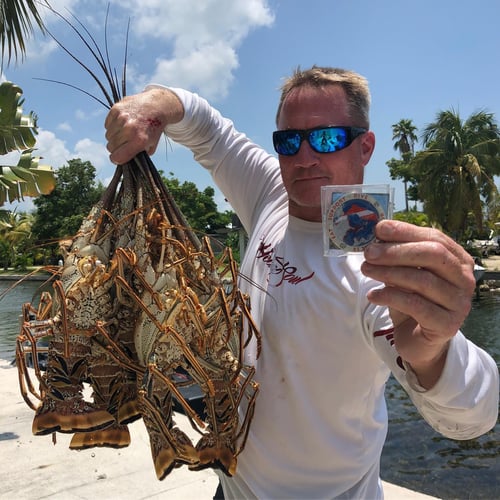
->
xmin=13 ymin=7 xmax=263 ymax=479
xmin=15 ymin=8 xmax=261 ymax=478
xmin=16 ymin=153 xmax=261 ymax=479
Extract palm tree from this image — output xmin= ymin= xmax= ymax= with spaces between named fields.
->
xmin=0 ymin=0 xmax=49 ymax=65
xmin=0 ymin=209 xmax=33 ymax=268
xmin=411 ymin=109 xmax=500 ymax=241
xmin=391 ymin=119 xmax=418 ymax=211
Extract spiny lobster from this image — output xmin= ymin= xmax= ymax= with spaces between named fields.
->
xmin=16 ymin=6 xmax=260 ymax=479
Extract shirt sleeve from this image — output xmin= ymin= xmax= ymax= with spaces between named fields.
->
xmin=400 ymin=332 xmax=499 ymax=440
xmin=145 ymin=84 xmax=283 ymax=235
xmin=364 ymin=283 xmax=499 ymax=440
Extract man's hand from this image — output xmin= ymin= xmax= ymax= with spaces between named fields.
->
xmin=104 ymin=87 xmax=184 ymax=165
xmin=361 ymin=220 xmax=476 ymax=389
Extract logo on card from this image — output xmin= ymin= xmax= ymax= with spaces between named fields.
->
xmin=327 ymin=193 xmax=385 ymax=251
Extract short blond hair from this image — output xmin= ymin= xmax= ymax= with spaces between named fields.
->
xmin=276 ymin=66 xmax=371 ymax=128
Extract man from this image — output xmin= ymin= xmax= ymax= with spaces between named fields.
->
xmin=105 ymin=67 xmax=499 ymax=499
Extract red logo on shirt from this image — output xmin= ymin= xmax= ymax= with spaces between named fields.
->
xmin=256 ymin=239 xmax=315 ymax=287
xmin=374 ymin=327 xmax=405 ymax=370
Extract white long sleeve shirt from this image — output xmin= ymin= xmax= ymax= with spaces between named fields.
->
xmin=159 ymin=86 xmax=499 ymax=499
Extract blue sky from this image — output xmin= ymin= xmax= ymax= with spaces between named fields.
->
xmin=3 ymin=0 xmax=500 ymax=213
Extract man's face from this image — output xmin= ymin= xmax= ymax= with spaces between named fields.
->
xmin=277 ymin=85 xmax=375 ymax=222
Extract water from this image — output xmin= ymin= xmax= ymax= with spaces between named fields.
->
xmin=0 ymin=280 xmax=53 ymax=360
xmin=1 ymin=280 xmax=499 ymax=498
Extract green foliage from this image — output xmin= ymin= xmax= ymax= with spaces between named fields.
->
xmin=0 ymin=81 xmax=56 ymax=205
xmin=0 ymin=238 xmax=10 ymax=269
xmin=386 ymin=156 xmax=419 ymax=209
xmin=388 ymin=119 xmax=419 ymax=212
xmin=392 ymin=119 xmax=418 ymax=155
xmin=0 ymin=210 xmax=34 ymax=269
xmin=411 ymin=109 xmax=500 ymax=241
xmin=161 ymin=171 xmax=232 ymax=233
xmin=0 ymin=0 xmax=48 ymax=65
xmin=0 ymin=81 xmax=37 ymax=152
xmin=13 ymin=251 xmax=30 ymax=270
xmin=160 ymin=171 xmax=239 ymax=257
xmin=0 ymin=149 xmax=56 ymax=205
xmin=393 ymin=210 xmax=429 ymax=227
xmin=31 ymin=159 xmax=104 ymax=259
xmin=26 ymin=163 xmax=237 ymax=264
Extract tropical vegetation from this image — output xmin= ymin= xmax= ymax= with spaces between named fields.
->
xmin=413 ymin=110 xmax=500 ymax=240
xmin=388 ymin=118 xmax=418 ymax=212
xmin=388 ymin=109 xmax=500 ymax=243
xmin=0 ymin=0 xmax=56 ymax=211
xmin=0 ymin=81 xmax=56 ymax=207
xmin=0 ymin=0 xmax=51 ymax=270
xmin=0 ymin=0 xmax=48 ymax=64
xmin=0 ymin=209 xmax=33 ymax=269
xmin=0 ymin=159 xmax=239 ymax=269
xmin=31 ymin=159 xmax=105 ymax=261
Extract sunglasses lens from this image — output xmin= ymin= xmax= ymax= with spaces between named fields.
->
xmin=273 ymin=131 xmax=301 ymax=155
xmin=309 ymin=127 xmax=348 ymax=153
xmin=273 ymin=127 xmax=366 ymax=156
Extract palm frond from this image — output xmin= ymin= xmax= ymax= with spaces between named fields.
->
xmin=0 ymin=0 xmax=49 ymax=65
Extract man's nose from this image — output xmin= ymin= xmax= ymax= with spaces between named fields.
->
xmin=295 ymin=140 xmax=320 ymax=167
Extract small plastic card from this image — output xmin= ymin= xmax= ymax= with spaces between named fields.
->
xmin=321 ymin=184 xmax=393 ymax=256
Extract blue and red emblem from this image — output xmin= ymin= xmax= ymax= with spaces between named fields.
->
xmin=327 ymin=193 xmax=385 ymax=251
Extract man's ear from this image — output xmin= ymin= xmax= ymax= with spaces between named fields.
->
xmin=361 ymin=130 xmax=376 ymax=166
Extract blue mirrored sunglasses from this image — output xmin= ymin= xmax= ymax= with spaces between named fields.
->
xmin=272 ymin=126 xmax=367 ymax=156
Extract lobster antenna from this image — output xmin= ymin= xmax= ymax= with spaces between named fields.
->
xmin=40 ymin=5 xmax=128 ymax=107
xmin=103 ymin=4 xmax=123 ymax=102
xmin=121 ymin=19 xmax=131 ymax=99
xmin=56 ymin=5 xmax=120 ymax=104
xmin=33 ymin=77 xmax=111 ymax=109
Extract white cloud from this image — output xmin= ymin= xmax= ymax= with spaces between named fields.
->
xmin=1 ymin=133 xmax=67 ymax=169
xmin=57 ymin=122 xmax=72 ymax=132
xmin=2 ymin=0 xmax=274 ymax=195
xmin=41 ymin=0 xmax=83 ymax=20
xmin=114 ymin=0 xmax=274 ymax=44
xmin=75 ymin=109 xmax=87 ymax=121
xmin=2 ymin=0 xmax=275 ymax=211
xmin=17 ymin=1 xmax=274 ymax=100
xmin=73 ymin=138 xmax=109 ymax=171
xmin=32 ymin=130 xmax=108 ymax=173
xmin=152 ymin=42 xmax=238 ymax=100
xmin=109 ymin=0 xmax=274 ymax=99
xmin=24 ymin=36 xmax=58 ymax=62
xmin=34 ymin=129 xmax=71 ymax=168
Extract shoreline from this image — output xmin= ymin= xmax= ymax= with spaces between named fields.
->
xmin=0 ymin=272 xmax=52 ymax=282
xmin=0 ymin=360 xmax=436 ymax=499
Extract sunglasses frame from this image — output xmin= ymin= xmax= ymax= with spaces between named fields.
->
xmin=272 ymin=126 xmax=368 ymax=156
